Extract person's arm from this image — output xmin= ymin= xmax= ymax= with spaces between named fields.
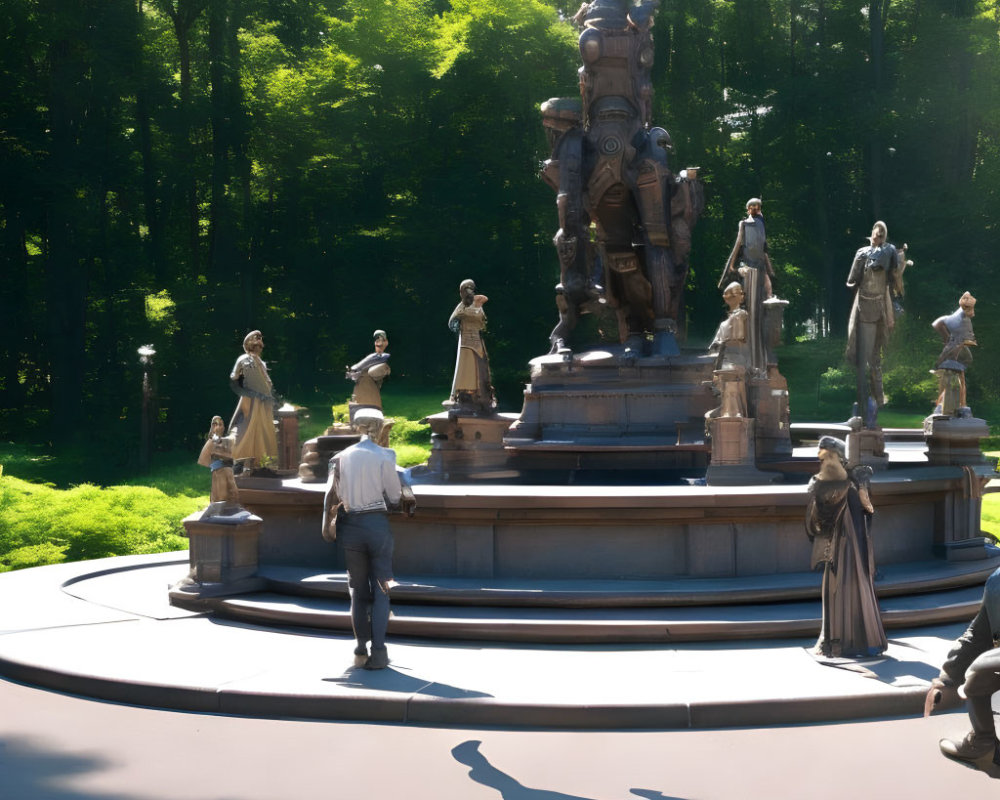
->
xmin=926 ymin=608 xmax=993 ymax=715
xmin=381 ymin=451 xmax=402 ymax=508
xmin=321 ymin=458 xmax=341 ymax=542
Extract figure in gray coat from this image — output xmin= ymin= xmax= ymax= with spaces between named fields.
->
xmin=926 ymin=567 xmax=1000 ymax=765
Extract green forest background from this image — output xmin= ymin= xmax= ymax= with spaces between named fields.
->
xmin=3 ymin=0 xmax=1000 ymax=568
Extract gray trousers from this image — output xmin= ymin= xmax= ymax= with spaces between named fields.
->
xmin=965 ymin=647 xmax=1000 ymax=739
xmin=339 ymin=511 xmax=393 ymax=651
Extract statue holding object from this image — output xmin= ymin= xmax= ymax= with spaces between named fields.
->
xmin=347 ymin=329 xmax=391 ymax=411
xmin=448 ymin=279 xmax=496 ymax=414
xmin=845 ymin=221 xmax=911 ymax=429
xmin=229 ymin=330 xmax=279 ymax=468
xmin=197 ymin=415 xmax=240 ymax=509
xmin=805 ymin=436 xmax=887 ymax=659
xmin=931 ymin=292 xmax=977 ymax=418
xmin=540 ymin=0 xmax=703 ymax=355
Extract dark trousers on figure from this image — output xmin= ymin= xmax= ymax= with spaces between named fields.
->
xmin=965 ymin=648 xmax=1000 ymax=740
xmin=339 ymin=511 xmax=393 ymax=651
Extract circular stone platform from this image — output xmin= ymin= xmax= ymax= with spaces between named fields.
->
xmin=0 ymin=552 xmax=991 ymax=729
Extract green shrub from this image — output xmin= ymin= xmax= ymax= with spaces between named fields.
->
xmin=0 ymin=477 xmax=203 ymax=570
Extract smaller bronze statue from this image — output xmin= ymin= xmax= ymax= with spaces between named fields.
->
xmin=229 ymin=330 xmax=279 ymax=468
xmin=448 ymin=279 xmax=496 ymax=414
xmin=347 ymin=329 xmax=391 ymax=410
xmin=845 ymin=221 xmax=909 ymax=428
xmin=707 ymin=280 xmax=750 ymax=419
xmin=805 ymin=436 xmax=886 ymax=659
xmin=925 ymin=566 xmax=1000 ymax=767
xmin=720 ymin=198 xmax=774 ymax=300
xmin=197 ymin=415 xmax=240 ymax=509
xmin=931 ymin=292 xmax=977 ymax=417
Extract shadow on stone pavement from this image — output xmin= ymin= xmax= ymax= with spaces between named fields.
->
xmin=324 ymin=667 xmax=492 ymax=699
xmin=450 ymin=740 xmax=691 ymax=800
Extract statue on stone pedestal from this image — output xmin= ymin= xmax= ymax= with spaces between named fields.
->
xmin=448 ymin=279 xmax=496 ymax=414
xmin=539 ymin=0 xmax=703 ymax=355
xmin=707 ymin=281 xmax=750 ymax=420
xmin=347 ymin=329 xmax=391 ymax=410
xmin=805 ymin=436 xmax=886 ymax=659
xmin=720 ymin=199 xmax=775 ymax=374
xmin=228 ymin=330 xmax=279 ymax=468
xmin=197 ymin=415 xmax=240 ymax=509
xmin=845 ymin=221 xmax=910 ymax=428
xmin=931 ymin=292 xmax=977 ymax=418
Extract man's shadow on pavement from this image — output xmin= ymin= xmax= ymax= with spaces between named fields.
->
xmin=451 ymin=740 xmax=687 ymax=800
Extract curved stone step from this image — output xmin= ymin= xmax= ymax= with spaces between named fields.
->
xmin=256 ymin=558 xmax=999 ymax=608
xmin=176 ymin=584 xmax=985 ymax=644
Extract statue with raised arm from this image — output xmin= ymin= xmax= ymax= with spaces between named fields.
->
xmin=448 ymin=279 xmax=496 ymax=414
xmin=539 ymin=0 xmax=703 ymax=355
xmin=346 ymin=329 xmax=391 ymax=410
xmin=931 ymin=292 xmax=977 ymax=418
xmin=228 ymin=330 xmax=279 ymax=467
xmin=845 ymin=221 xmax=909 ymax=428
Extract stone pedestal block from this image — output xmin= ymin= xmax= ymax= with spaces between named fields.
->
xmin=846 ymin=429 xmax=889 ymax=470
xmin=277 ymin=405 xmax=300 ymax=471
xmin=924 ymin=415 xmax=990 ymax=467
xmin=172 ymin=511 xmax=266 ymax=598
xmin=423 ymin=411 xmax=518 ymax=480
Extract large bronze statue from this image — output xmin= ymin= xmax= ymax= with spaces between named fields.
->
xmin=540 ymin=0 xmax=703 ymax=355
xmin=805 ymin=436 xmax=886 ymax=659
xmin=845 ymin=221 xmax=908 ymax=428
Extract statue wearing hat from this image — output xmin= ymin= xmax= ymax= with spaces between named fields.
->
xmin=805 ymin=435 xmax=886 ymax=659
xmin=347 ymin=329 xmax=391 ymax=410
xmin=228 ymin=330 xmax=279 ymax=467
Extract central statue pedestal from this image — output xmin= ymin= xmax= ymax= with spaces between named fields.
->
xmin=503 ymin=347 xmax=715 ymax=475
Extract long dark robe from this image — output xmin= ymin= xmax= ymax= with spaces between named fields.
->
xmin=806 ymin=477 xmax=887 ymax=658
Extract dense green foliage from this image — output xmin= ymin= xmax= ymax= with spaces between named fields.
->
xmin=3 ymin=0 xmax=1000 ymax=458
xmin=0 ymin=476 xmax=199 ymax=572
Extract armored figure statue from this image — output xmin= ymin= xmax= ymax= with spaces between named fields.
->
xmin=347 ymin=329 xmax=391 ymax=410
xmin=540 ymin=0 xmax=703 ymax=355
xmin=845 ymin=221 xmax=909 ymax=428
xmin=931 ymin=292 xmax=977 ymax=417
xmin=448 ymin=279 xmax=496 ymax=414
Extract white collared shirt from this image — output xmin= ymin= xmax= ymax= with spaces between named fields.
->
xmin=330 ymin=438 xmax=402 ymax=513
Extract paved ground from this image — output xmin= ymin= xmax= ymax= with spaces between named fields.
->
xmin=2 ymin=677 xmax=998 ymax=800
xmin=1 ymin=554 xmax=999 ymax=798
xmin=0 ymin=553 xmax=979 ymax=728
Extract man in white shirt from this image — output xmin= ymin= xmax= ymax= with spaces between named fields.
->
xmin=323 ymin=408 xmax=410 ymax=669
